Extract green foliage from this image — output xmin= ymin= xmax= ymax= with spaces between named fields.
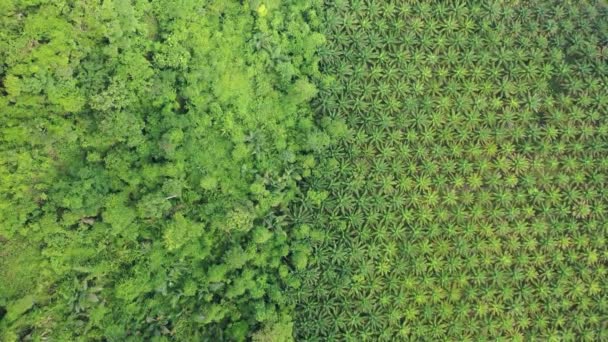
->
xmin=4 ymin=295 xmax=35 ymax=324
xmin=294 ymin=0 xmax=608 ymax=341
xmin=2 ymin=0 xmax=608 ymax=341
xmin=0 ymin=0 xmax=327 ymax=340
xmin=251 ymin=321 xmax=294 ymax=342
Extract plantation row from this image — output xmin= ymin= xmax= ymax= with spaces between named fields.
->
xmin=293 ymin=1 xmax=608 ymax=341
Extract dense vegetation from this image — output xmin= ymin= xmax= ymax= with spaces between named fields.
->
xmin=294 ymin=1 xmax=608 ymax=341
xmin=0 ymin=0 xmax=332 ymax=340
xmin=1 ymin=0 xmax=607 ymax=341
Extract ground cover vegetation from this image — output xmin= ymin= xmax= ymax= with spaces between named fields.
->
xmin=292 ymin=0 xmax=608 ymax=341
xmin=1 ymin=0 xmax=607 ymax=341
xmin=0 ymin=0 xmax=333 ymax=340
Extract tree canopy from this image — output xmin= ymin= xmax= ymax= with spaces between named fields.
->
xmin=0 ymin=0 xmax=332 ymax=340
